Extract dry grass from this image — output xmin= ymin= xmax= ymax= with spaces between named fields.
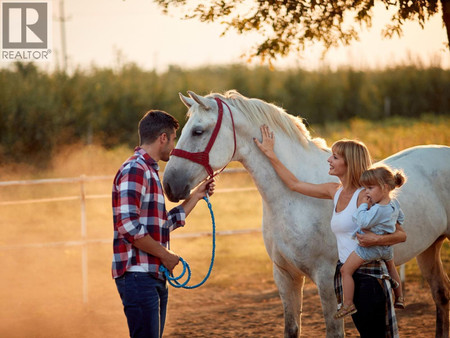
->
xmin=314 ymin=115 xmax=450 ymax=161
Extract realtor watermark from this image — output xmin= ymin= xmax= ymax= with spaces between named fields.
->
xmin=1 ymin=1 xmax=52 ymax=62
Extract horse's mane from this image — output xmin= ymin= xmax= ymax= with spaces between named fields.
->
xmin=209 ymin=90 xmax=327 ymax=149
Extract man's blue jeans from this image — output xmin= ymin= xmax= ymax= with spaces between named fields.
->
xmin=115 ymin=272 xmax=168 ymax=338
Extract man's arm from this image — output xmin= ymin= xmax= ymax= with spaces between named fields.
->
xmin=356 ymin=224 xmax=407 ymax=247
xmin=135 ymin=179 xmax=214 ymax=272
xmin=133 ymin=235 xmax=180 ymax=273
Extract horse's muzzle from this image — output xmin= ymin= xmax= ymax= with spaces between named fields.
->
xmin=163 ymin=174 xmax=190 ymax=202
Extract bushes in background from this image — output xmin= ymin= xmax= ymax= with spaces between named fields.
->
xmin=1 ymin=62 xmax=448 ymax=165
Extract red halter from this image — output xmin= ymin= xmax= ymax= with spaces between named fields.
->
xmin=170 ymin=97 xmax=236 ymax=178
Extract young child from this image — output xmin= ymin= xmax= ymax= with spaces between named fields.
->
xmin=334 ymin=164 xmax=406 ymax=319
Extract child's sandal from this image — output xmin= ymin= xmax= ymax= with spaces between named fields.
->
xmin=394 ymin=296 xmax=405 ymax=309
xmin=334 ymin=304 xmax=357 ymax=319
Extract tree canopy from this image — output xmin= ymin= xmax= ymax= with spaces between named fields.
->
xmin=155 ymin=0 xmax=450 ymax=64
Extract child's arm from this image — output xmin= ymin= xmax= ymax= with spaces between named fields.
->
xmin=352 ymin=203 xmax=383 ymax=230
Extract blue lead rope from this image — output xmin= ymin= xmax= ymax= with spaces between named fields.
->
xmin=159 ymin=195 xmax=216 ymax=289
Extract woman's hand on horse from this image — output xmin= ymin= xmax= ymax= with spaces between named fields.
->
xmin=254 ymin=125 xmax=276 ymax=157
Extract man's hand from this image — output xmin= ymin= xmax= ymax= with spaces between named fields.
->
xmin=180 ymin=178 xmax=215 ymax=216
xmin=192 ymin=178 xmax=215 ymax=201
xmin=133 ymin=236 xmax=180 ymax=273
xmin=160 ymin=249 xmax=180 ymax=274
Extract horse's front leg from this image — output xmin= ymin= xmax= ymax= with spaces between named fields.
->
xmin=273 ymin=263 xmax=304 ymax=338
xmin=315 ymin=266 xmax=345 ymax=338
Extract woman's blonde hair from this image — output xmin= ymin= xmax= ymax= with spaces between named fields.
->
xmin=331 ymin=139 xmax=372 ymax=189
xmin=360 ymin=164 xmax=407 ymax=197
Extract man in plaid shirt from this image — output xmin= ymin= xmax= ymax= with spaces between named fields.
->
xmin=112 ymin=110 xmax=214 ymax=338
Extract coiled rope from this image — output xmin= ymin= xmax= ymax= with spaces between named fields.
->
xmin=159 ymin=195 xmax=215 ymax=289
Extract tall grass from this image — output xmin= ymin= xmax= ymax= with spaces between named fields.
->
xmin=314 ymin=114 xmax=450 ymax=160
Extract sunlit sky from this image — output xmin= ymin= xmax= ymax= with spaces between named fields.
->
xmin=6 ymin=0 xmax=450 ymax=71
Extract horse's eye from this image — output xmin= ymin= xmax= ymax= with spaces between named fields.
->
xmin=192 ymin=129 xmax=203 ymax=136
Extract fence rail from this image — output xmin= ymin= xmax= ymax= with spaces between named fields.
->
xmin=0 ymin=167 xmax=257 ymax=246
xmin=0 ymin=168 xmax=247 ymax=187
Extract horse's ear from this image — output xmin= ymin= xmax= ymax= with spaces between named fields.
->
xmin=179 ymin=92 xmax=195 ymax=108
xmin=187 ymin=91 xmax=212 ymax=111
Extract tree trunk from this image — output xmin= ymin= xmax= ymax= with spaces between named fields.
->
xmin=441 ymin=0 xmax=450 ymax=49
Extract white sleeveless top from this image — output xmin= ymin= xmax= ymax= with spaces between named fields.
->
xmin=330 ymin=187 xmax=364 ymax=263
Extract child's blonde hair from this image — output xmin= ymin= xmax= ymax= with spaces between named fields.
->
xmin=360 ymin=164 xmax=407 ymax=197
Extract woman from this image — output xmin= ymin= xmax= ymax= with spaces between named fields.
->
xmin=254 ymin=125 xmax=406 ymax=337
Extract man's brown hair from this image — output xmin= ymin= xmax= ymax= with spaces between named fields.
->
xmin=138 ymin=110 xmax=179 ymax=145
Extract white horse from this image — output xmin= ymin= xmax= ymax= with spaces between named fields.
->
xmin=162 ymin=90 xmax=450 ymax=338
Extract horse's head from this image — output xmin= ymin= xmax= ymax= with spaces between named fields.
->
xmin=163 ymin=91 xmax=237 ymax=202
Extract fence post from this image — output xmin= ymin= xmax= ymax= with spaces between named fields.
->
xmin=80 ymin=175 xmax=88 ymax=303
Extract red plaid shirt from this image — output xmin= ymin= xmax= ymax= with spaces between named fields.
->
xmin=112 ymin=147 xmax=185 ymax=279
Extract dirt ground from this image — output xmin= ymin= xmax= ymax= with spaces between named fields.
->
xmin=1 ymin=233 xmax=446 ymax=338
xmin=165 ymin=278 xmax=439 ymax=337
xmin=0 ymin=243 xmax=443 ymax=338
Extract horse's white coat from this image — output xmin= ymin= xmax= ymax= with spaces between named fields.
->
xmin=163 ymin=91 xmax=450 ymax=338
